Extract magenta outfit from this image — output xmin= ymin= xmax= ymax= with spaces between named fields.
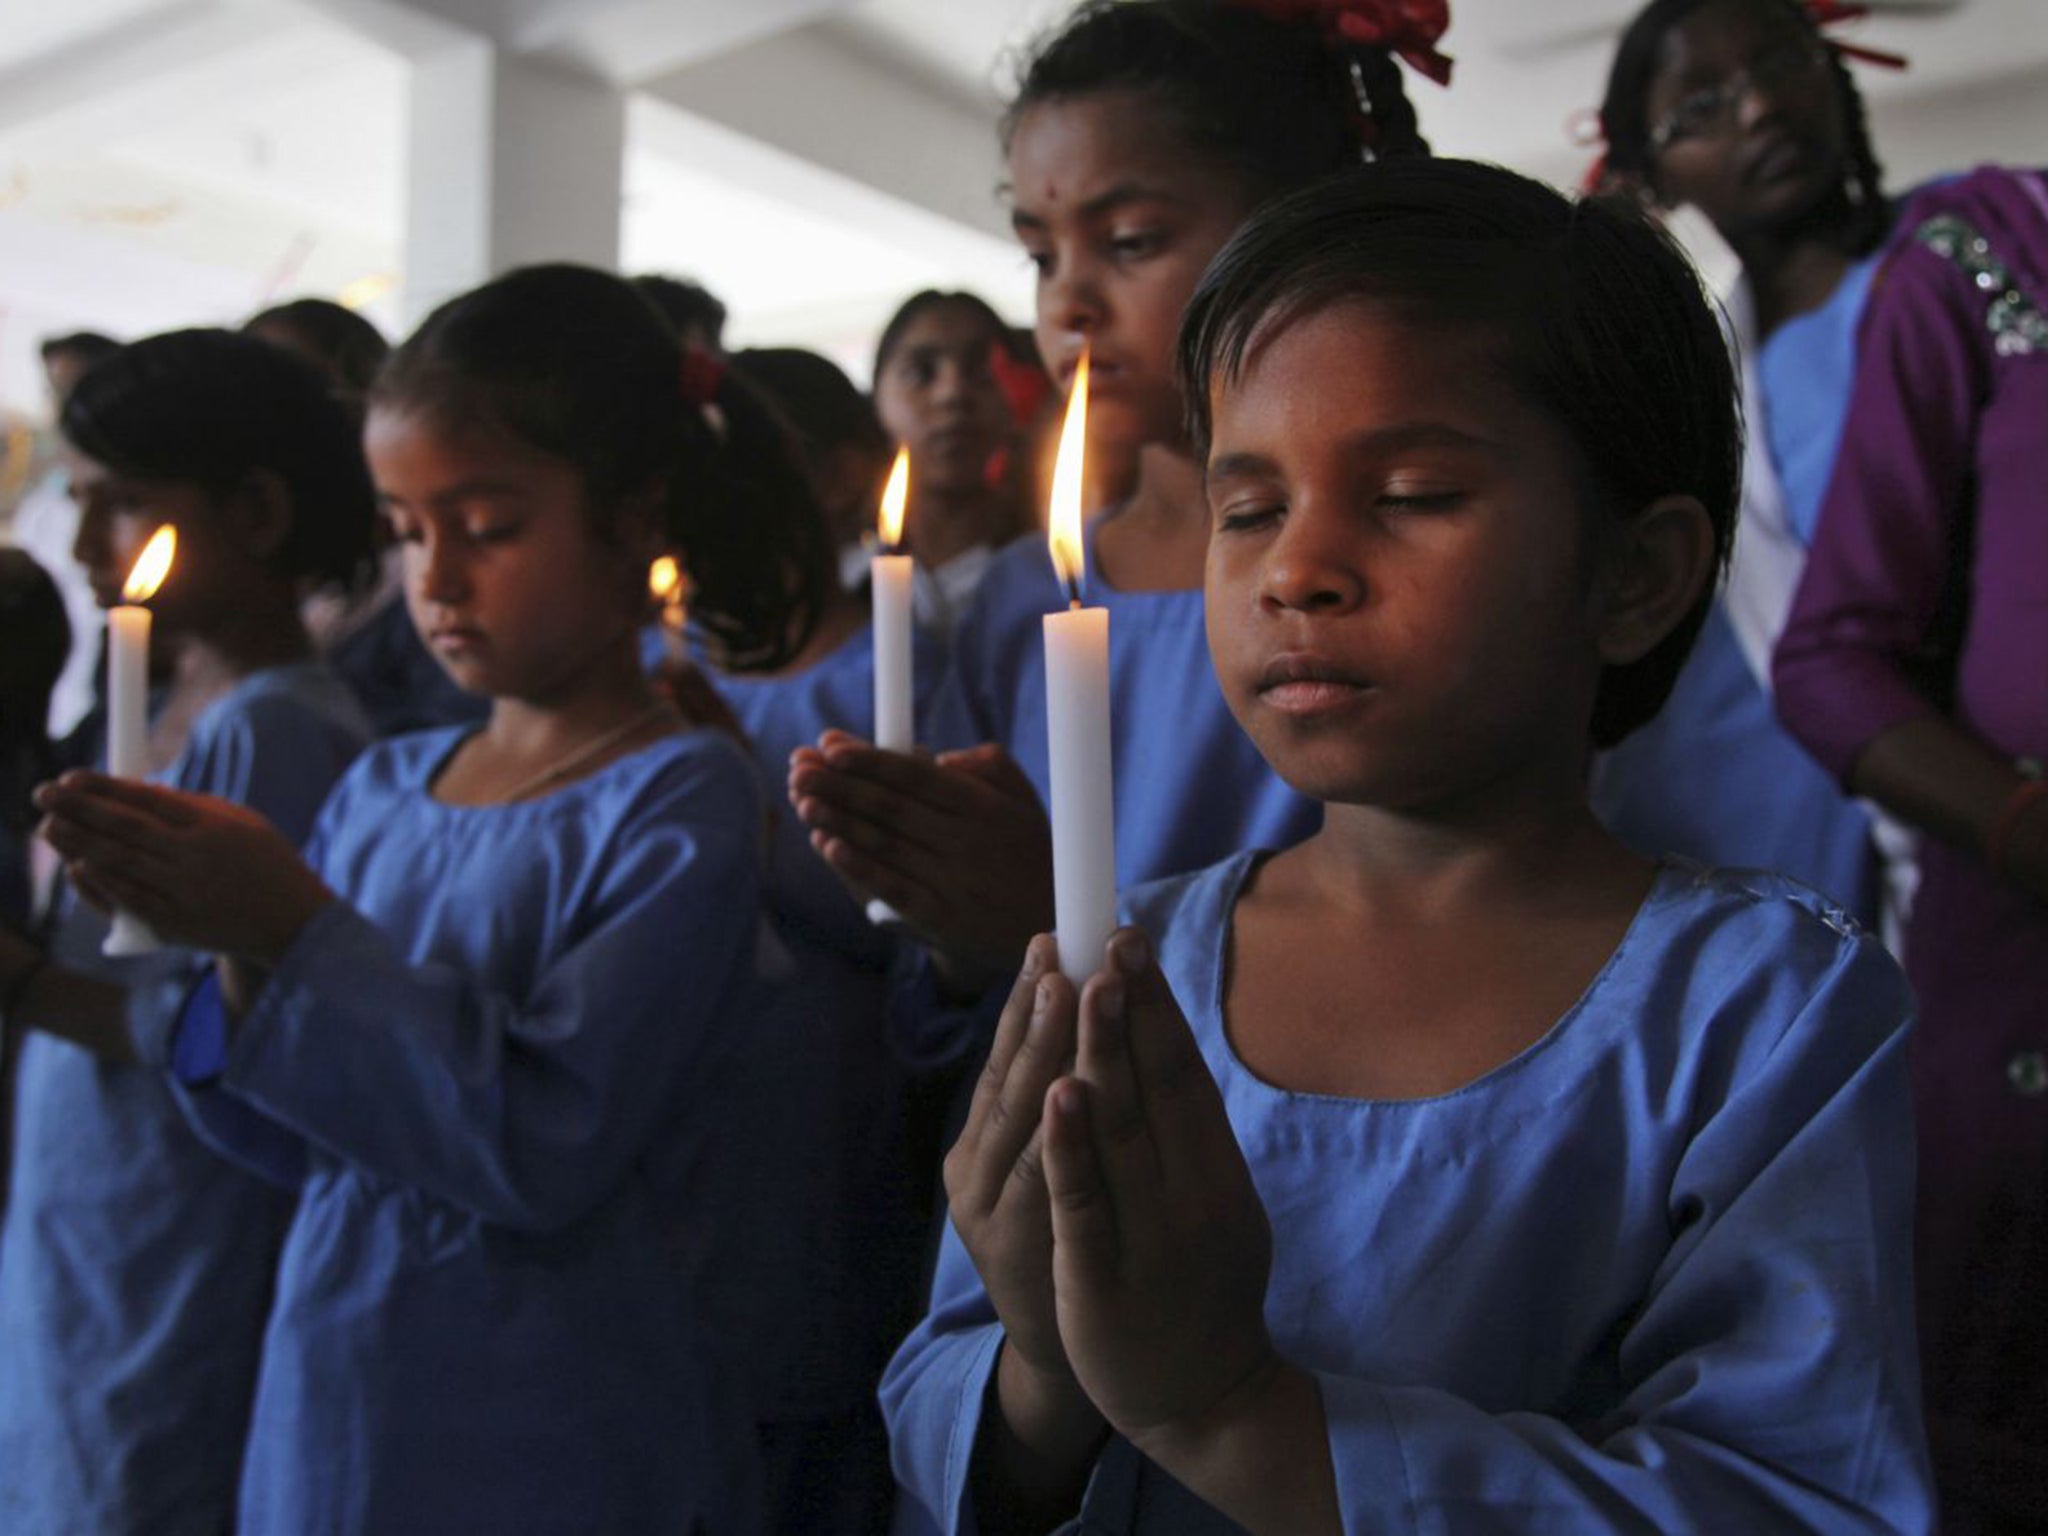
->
xmin=1773 ymin=164 xmax=2048 ymax=1533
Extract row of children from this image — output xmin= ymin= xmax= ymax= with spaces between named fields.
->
xmin=0 ymin=0 xmax=2041 ymax=1530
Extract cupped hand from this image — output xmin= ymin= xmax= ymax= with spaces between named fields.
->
xmin=35 ymin=771 xmax=333 ymax=962
xmin=788 ymin=730 xmax=1053 ymax=985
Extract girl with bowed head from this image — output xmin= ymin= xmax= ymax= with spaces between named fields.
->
xmin=35 ymin=265 xmax=829 ymax=1533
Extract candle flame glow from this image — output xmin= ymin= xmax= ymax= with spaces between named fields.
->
xmin=121 ymin=525 xmax=176 ymax=603
xmin=878 ymin=447 xmax=910 ymax=549
xmin=648 ymin=555 xmax=682 ymax=604
xmin=648 ymin=554 xmax=688 ymax=631
xmin=1047 ymin=350 xmax=1089 ymax=594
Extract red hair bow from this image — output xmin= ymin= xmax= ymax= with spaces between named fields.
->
xmin=1237 ymin=0 xmax=1454 ymax=86
xmin=988 ymin=343 xmax=1051 ymax=427
xmin=678 ymin=348 xmax=725 ymax=407
xmin=1804 ymin=1 xmax=1909 ymax=70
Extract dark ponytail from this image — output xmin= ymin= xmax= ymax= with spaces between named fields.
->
xmin=1004 ymin=0 xmax=1433 ymax=202
xmin=60 ymin=328 xmax=378 ymax=592
xmin=1598 ymin=0 xmax=1888 ymax=253
xmin=369 ymin=264 xmax=828 ymax=673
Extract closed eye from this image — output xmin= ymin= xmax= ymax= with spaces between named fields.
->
xmin=1378 ymin=491 xmax=1464 ymax=513
xmin=1217 ymin=504 xmax=1282 ymax=533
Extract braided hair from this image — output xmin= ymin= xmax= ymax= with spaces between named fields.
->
xmin=1004 ymin=0 xmax=1432 ymax=199
xmin=1599 ymin=0 xmax=1889 ymax=253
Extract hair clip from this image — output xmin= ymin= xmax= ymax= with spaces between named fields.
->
xmin=1804 ymin=2 xmax=1910 ymax=71
xmin=1230 ymin=0 xmax=1455 ymax=86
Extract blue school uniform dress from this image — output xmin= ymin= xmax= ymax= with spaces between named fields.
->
xmin=883 ymin=857 xmax=1936 ymax=1533
xmin=0 ymin=662 xmax=369 ymax=1536
xmin=168 ymin=725 xmax=767 ymax=1535
xmin=683 ymin=623 xmax=948 ymax=1534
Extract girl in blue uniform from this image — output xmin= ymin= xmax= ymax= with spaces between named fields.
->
xmin=36 ymin=266 xmax=830 ymax=1535
xmin=884 ymin=160 xmax=1934 ymax=1534
xmin=788 ymin=0 xmax=1454 ymax=993
xmin=0 ymin=330 xmax=375 ymax=1535
xmin=869 ymin=291 xmax=1037 ymax=633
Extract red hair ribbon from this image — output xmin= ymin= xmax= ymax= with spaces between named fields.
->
xmin=678 ymin=348 xmax=725 ymax=407
xmin=1804 ymin=1 xmax=1909 ymax=71
xmin=1234 ymin=0 xmax=1454 ymax=87
xmin=988 ymin=344 xmax=1051 ymax=427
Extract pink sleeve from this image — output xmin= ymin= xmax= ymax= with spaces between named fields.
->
xmin=1771 ymin=238 xmax=1990 ymax=784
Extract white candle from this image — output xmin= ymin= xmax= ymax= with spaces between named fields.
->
xmin=104 ymin=525 xmax=175 ymax=957
xmin=1042 ymin=352 xmax=1117 ymax=982
xmin=872 ymin=447 xmax=914 ymax=753
xmin=866 ymin=448 xmax=915 ymax=928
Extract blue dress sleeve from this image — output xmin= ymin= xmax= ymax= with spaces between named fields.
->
xmin=207 ymin=758 xmax=761 ymax=1233
xmin=124 ymin=678 xmax=363 ymax=1065
xmin=880 ymin=1217 xmax=1007 ymax=1535
xmin=166 ymin=967 xmax=310 ymax=1191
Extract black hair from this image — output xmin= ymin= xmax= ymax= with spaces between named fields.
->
xmin=0 ymin=550 xmax=70 ymax=832
xmin=372 ymin=264 xmax=827 ymax=672
xmin=39 ymin=332 xmax=120 ymax=371
xmin=245 ymin=298 xmax=391 ymax=397
xmin=1179 ymin=158 xmax=1740 ymax=748
xmin=632 ymin=275 xmax=730 ymax=352
xmin=61 ymin=329 xmax=378 ymax=593
xmin=731 ymin=348 xmax=888 ymax=462
xmin=1004 ymin=0 xmax=1431 ymax=190
xmin=872 ymin=290 xmax=1013 ymax=384
xmin=1599 ymin=0 xmax=1887 ymax=252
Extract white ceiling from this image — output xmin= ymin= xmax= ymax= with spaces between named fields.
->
xmin=1 ymin=0 xmax=2042 ymax=419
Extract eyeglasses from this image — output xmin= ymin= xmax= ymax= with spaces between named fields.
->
xmin=1649 ymin=38 xmax=1832 ymax=156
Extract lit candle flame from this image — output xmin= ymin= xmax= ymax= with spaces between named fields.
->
xmin=648 ymin=555 xmax=681 ymax=604
xmin=878 ymin=447 xmax=910 ymax=550
xmin=1047 ymin=350 xmax=1089 ymax=599
xmin=648 ymin=555 xmax=687 ymax=627
xmin=121 ymin=525 xmax=176 ymax=603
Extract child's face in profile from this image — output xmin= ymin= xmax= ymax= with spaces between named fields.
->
xmin=64 ymin=451 xmax=245 ymax=637
xmin=1202 ymin=300 xmax=1612 ymax=811
xmin=365 ymin=408 xmax=645 ymax=705
xmin=1007 ymin=88 xmax=1256 ymax=459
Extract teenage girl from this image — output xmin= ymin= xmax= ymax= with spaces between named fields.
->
xmin=0 ymin=329 xmax=375 ymax=1534
xmin=884 ymin=155 xmax=1934 ymax=1536
xmin=869 ymin=290 xmax=1037 ymax=632
xmin=35 ymin=265 xmax=827 ymax=1534
xmin=789 ymin=0 xmax=1450 ymax=997
xmin=1588 ymin=0 xmax=1920 ymax=932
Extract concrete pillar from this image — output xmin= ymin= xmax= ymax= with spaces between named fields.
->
xmin=401 ymin=40 xmax=624 ymax=322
